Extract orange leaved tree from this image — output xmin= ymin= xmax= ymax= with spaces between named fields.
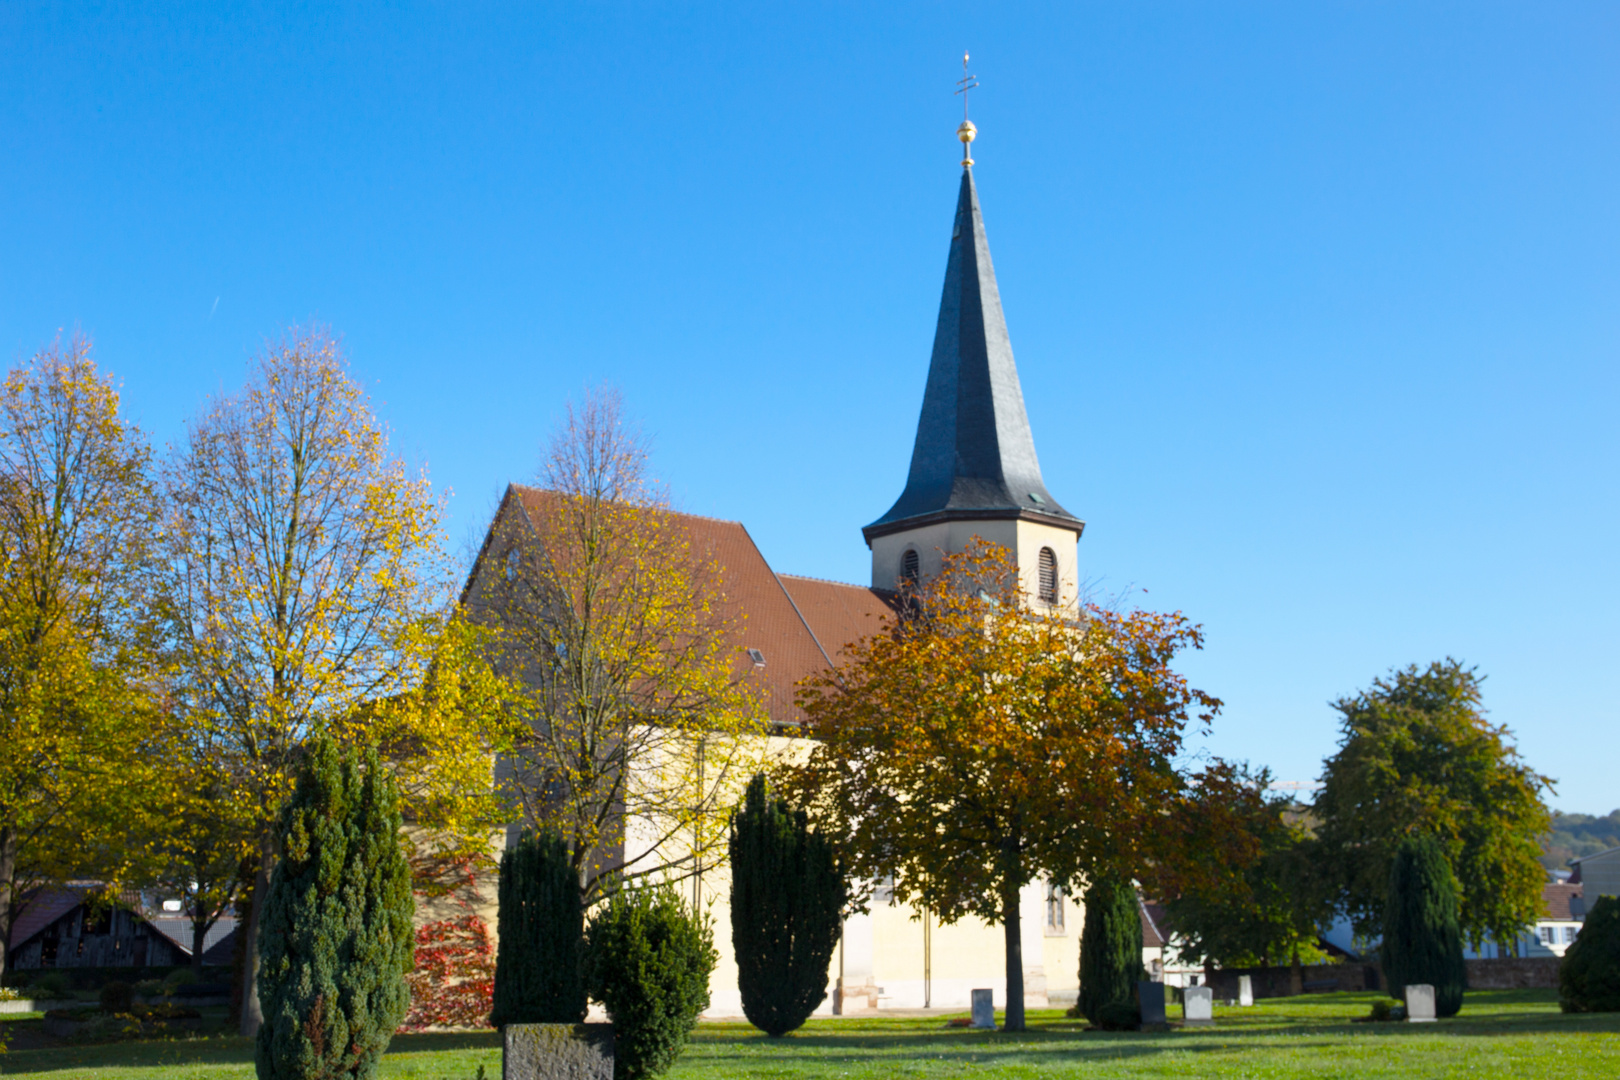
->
xmin=781 ymin=540 xmax=1219 ymax=1031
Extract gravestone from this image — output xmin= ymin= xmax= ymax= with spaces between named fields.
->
xmin=1138 ymin=981 xmax=1166 ymax=1025
xmin=1405 ymin=984 xmax=1437 ymax=1023
xmin=970 ymin=989 xmax=995 ymax=1029
xmin=1238 ymin=975 xmax=1254 ymax=1007
xmin=503 ymin=1023 xmax=614 ymax=1080
xmin=1183 ymin=985 xmax=1214 ymax=1025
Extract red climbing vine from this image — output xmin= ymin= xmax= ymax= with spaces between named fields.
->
xmin=399 ymin=853 xmax=496 ymax=1031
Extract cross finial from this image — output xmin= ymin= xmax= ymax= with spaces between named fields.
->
xmin=954 ymin=51 xmax=979 ymax=167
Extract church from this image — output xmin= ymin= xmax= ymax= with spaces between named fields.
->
xmin=470 ymin=121 xmax=1131 ymax=1015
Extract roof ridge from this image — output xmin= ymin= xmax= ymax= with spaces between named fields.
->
xmin=776 ymin=572 xmax=867 ymax=589
xmin=509 ymin=484 xmax=745 ymax=527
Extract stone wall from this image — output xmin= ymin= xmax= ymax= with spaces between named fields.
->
xmin=1464 ymin=956 xmax=1561 ymax=989
xmin=1204 ymin=963 xmax=1382 ymax=1001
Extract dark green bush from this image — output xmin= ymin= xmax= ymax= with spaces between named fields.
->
xmin=586 ymin=884 xmax=717 ymax=1080
xmin=490 ymin=829 xmax=586 ymax=1026
xmin=729 ymin=773 xmax=846 ymax=1037
xmin=34 ymin=971 xmax=74 ymax=998
xmin=1381 ymin=834 xmax=1466 ymax=1018
xmin=255 ymin=738 xmax=414 ymax=1080
xmin=99 ymin=980 xmax=134 ymax=1013
xmin=1078 ymin=876 xmax=1142 ymax=1025
xmin=1096 ymin=1000 xmax=1141 ymax=1031
xmin=1561 ymin=894 xmax=1620 ymax=1013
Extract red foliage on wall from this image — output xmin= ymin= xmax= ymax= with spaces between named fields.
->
xmin=399 ymin=853 xmax=496 ymax=1031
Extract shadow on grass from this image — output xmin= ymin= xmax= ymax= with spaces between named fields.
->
xmin=0 ymin=1029 xmax=501 ymax=1075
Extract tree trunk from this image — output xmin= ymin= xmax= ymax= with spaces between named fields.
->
xmin=1289 ymin=944 xmax=1303 ymax=997
xmin=1000 ymin=834 xmax=1025 ymax=1032
xmin=0 ymin=828 xmax=15 ymax=985
xmin=191 ymin=909 xmax=212 ymax=970
xmin=238 ymin=837 xmax=272 ymax=1037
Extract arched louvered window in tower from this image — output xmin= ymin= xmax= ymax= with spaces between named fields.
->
xmin=900 ymin=548 xmax=920 ymax=589
xmin=1037 ymin=547 xmax=1058 ymax=605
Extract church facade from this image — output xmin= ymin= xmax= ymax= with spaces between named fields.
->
xmin=470 ymin=155 xmax=1132 ymax=1015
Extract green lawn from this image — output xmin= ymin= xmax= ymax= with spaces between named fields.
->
xmin=1 ymin=990 xmax=1615 ymax=1079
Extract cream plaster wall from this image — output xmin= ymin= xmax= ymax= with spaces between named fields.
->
xmin=870 ymin=519 xmax=1082 ymax=612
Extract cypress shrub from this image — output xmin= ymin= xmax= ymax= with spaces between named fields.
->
xmin=490 ymin=830 xmax=586 ymax=1026
xmin=256 ymin=738 xmax=414 ymax=1080
xmin=729 ymin=773 xmax=846 ymax=1037
xmin=1381 ymin=834 xmax=1466 ymax=1018
xmin=585 ymin=884 xmax=717 ymax=1080
xmin=1560 ymin=894 xmax=1620 ymax=1012
xmin=1078 ymin=875 xmax=1141 ymax=1026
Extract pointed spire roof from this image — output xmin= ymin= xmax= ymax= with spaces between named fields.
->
xmin=864 ymin=168 xmax=1081 ymax=544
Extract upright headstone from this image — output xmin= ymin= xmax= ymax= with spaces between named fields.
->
xmin=1405 ymin=984 xmax=1437 ymax=1023
xmin=503 ymin=1023 xmax=614 ymax=1080
xmin=970 ymin=989 xmax=995 ymax=1029
xmin=1138 ymin=981 xmax=1166 ymax=1025
xmin=1183 ymin=985 xmax=1214 ymax=1025
xmin=1238 ymin=975 xmax=1254 ymax=1007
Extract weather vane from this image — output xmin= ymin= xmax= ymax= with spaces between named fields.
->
xmin=955 ymin=51 xmax=979 ymax=167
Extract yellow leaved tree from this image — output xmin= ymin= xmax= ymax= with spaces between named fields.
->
xmin=162 ymin=329 xmax=512 ymax=1035
xmin=0 ymin=336 xmax=166 ymax=982
xmin=781 ymin=540 xmax=1220 ymax=1031
xmin=465 ymin=388 xmax=767 ymax=904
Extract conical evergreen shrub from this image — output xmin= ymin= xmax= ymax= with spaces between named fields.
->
xmin=255 ymin=738 xmax=414 ymax=1080
xmin=490 ymin=829 xmax=586 ymax=1026
xmin=1560 ymin=894 xmax=1620 ymax=1012
xmin=1078 ymin=875 xmax=1141 ymax=1026
xmin=585 ymin=884 xmax=717 ymax=1080
xmin=729 ymin=773 xmax=846 ymax=1037
xmin=1381 ymin=833 xmax=1466 ymax=1018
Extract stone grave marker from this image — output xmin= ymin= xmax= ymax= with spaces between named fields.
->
xmin=1238 ymin=975 xmax=1254 ymax=1007
xmin=970 ymin=989 xmax=995 ymax=1029
xmin=1183 ymin=985 xmax=1214 ymax=1025
xmin=1405 ymin=984 xmax=1437 ymax=1023
xmin=1138 ymin=980 xmax=1166 ymax=1025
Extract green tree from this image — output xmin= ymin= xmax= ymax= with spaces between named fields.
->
xmin=585 ymin=883 xmax=717 ymax=1080
xmin=0 ymin=336 xmax=164 ymax=982
xmin=1313 ymin=659 xmax=1550 ymax=948
xmin=1077 ymin=875 xmax=1142 ymax=1025
xmin=782 ymin=541 xmax=1218 ymax=1031
xmin=490 ymin=829 xmax=586 ymax=1026
xmin=255 ymin=737 xmax=414 ymax=1080
xmin=1158 ymin=763 xmax=1331 ymax=993
xmin=1382 ymin=833 xmax=1466 ymax=1018
xmin=729 ymin=773 xmax=845 ymax=1037
xmin=1560 ymin=895 xmax=1620 ymax=1013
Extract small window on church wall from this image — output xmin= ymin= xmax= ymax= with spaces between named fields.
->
xmin=900 ymin=549 xmax=920 ymax=588
xmin=1037 ymin=547 xmax=1058 ymax=604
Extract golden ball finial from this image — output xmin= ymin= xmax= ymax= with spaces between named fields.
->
xmin=957 ymin=119 xmax=977 ymax=166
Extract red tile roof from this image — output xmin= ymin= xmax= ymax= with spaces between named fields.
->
xmin=1544 ymin=881 xmax=1583 ymax=921
xmin=492 ymin=488 xmax=897 ymax=727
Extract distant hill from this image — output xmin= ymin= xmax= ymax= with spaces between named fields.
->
xmin=1540 ymin=810 xmax=1620 ymax=872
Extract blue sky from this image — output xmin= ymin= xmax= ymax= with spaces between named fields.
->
xmin=3 ymin=3 xmax=1616 ymax=813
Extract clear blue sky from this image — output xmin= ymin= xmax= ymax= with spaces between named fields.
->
xmin=4 ymin=3 xmax=1615 ymax=813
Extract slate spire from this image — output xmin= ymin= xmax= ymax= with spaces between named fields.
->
xmin=863 ymin=167 xmax=1080 ymax=543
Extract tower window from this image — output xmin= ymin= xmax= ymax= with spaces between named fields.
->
xmin=900 ymin=549 xmax=920 ymax=588
xmin=1037 ymin=547 xmax=1058 ymax=604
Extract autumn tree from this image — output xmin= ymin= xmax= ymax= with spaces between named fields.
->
xmin=1156 ymin=763 xmax=1332 ymax=993
xmin=466 ymin=388 xmax=766 ymax=904
xmin=0 ymin=336 xmax=163 ymax=981
xmin=781 ymin=540 xmax=1218 ymax=1031
xmin=163 ymin=329 xmax=506 ymax=1035
xmin=1312 ymin=659 xmax=1551 ymax=950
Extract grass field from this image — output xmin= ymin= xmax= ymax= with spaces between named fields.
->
xmin=1 ymin=989 xmax=1615 ymax=1079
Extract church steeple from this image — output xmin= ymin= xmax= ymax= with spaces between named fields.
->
xmin=863 ymin=167 xmax=1081 ymax=545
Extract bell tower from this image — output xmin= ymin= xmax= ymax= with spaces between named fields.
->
xmin=863 ymin=121 xmax=1083 ymax=607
